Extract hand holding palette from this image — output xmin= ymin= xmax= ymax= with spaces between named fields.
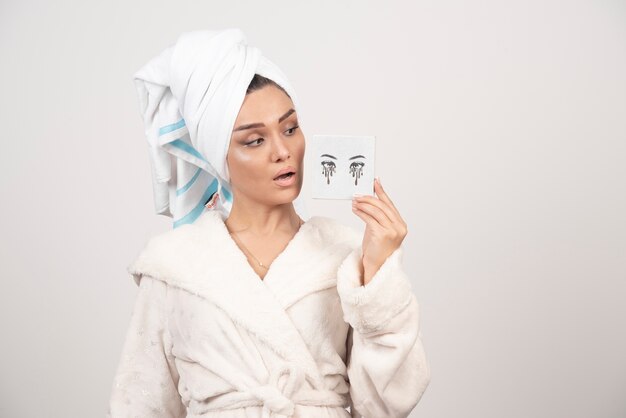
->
xmin=308 ymin=135 xmax=376 ymax=199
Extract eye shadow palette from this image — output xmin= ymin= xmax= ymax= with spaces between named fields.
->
xmin=308 ymin=134 xmax=376 ymax=200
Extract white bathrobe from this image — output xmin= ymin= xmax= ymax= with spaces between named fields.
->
xmin=107 ymin=210 xmax=430 ymax=418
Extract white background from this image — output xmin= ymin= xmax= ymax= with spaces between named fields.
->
xmin=0 ymin=0 xmax=624 ymax=417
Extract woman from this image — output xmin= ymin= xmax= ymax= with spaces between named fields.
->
xmin=108 ymin=29 xmax=430 ymax=418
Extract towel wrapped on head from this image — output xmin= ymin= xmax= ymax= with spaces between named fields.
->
xmin=133 ymin=28 xmax=308 ymax=228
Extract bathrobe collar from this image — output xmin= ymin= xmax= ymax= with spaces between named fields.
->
xmin=127 ymin=210 xmax=360 ymax=386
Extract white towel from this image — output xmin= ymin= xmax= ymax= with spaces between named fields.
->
xmin=133 ymin=28 xmax=308 ymax=228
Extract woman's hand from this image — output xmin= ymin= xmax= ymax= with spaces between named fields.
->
xmin=352 ymin=177 xmax=408 ymax=285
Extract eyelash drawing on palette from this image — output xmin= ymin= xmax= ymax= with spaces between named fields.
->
xmin=320 ymin=156 xmax=336 ymax=185
xmin=320 ymin=154 xmax=366 ymax=186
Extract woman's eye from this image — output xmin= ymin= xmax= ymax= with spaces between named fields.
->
xmin=246 ymin=138 xmax=264 ymax=146
xmin=245 ymin=124 xmax=298 ymax=146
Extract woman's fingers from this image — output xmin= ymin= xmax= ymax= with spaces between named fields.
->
xmin=352 ymin=202 xmax=379 ymax=230
xmin=377 ymin=178 xmax=402 ymax=215
xmin=353 ymin=198 xmax=392 ymax=229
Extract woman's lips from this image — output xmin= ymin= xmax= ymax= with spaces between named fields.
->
xmin=273 ymin=171 xmax=296 ymax=186
xmin=273 ymin=166 xmax=296 ymax=179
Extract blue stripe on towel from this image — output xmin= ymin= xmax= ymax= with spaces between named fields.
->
xmin=176 ymin=167 xmax=202 ymax=196
xmin=158 ymin=119 xmax=186 ymax=136
xmin=173 ymin=178 xmax=219 ymax=229
xmin=221 ymin=184 xmax=233 ymax=202
xmin=170 ymin=139 xmax=208 ymax=162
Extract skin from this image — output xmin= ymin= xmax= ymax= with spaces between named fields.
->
xmin=224 ymin=84 xmax=305 ymax=280
xmin=224 ymin=84 xmax=408 ymax=285
xmin=353 ymin=178 xmax=408 ymax=285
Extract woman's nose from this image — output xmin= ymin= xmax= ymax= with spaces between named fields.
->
xmin=271 ymin=136 xmax=290 ymax=161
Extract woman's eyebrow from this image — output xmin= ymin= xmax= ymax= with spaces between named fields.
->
xmin=349 ymin=155 xmax=366 ymax=160
xmin=233 ymin=108 xmax=296 ymax=131
xmin=320 ymin=154 xmax=337 ymax=159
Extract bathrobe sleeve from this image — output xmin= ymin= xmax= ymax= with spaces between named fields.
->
xmin=336 ymin=245 xmax=431 ymax=418
xmin=108 ymin=275 xmax=187 ymax=418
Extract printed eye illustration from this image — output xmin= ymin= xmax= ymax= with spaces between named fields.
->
xmin=349 ymin=161 xmax=365 ymax=185
xmin=348 ymin=155 xmax=366 ymax=186
xmin=319 ymin=153 xmax=366 ymax=186
xmin=320 ymin=153 xmax=337 ymax=184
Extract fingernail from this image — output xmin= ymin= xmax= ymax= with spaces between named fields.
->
xmin=352 ymin=193 xmax=364 ymax=198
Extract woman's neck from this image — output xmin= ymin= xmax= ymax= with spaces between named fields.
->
xmin=224 ymin=203 xmax=303 ymax=237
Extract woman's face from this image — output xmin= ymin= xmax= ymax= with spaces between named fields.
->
xmin=227 ymin=84 xmax=305 ymax=209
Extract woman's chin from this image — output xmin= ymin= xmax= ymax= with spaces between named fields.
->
xmin=270 ymin=185 xmax=302 ymax=204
